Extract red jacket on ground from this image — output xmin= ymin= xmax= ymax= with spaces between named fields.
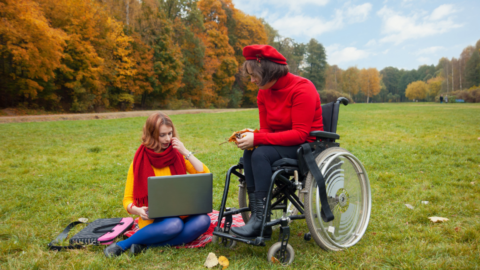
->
xmin=254 ymin=72 xmax=324 ymax=146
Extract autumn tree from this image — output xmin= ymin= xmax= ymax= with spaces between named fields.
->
xmin=405 ymin=81 xmax=427 ymax=100
xmin=325 ymin=65 xmax=343 ymax=91
xmin=341 ymin=67 xmax=360 ymax=100
xmin=0 ymin=0 xmax=66 ymax=108
xmin=427 ymin=77 xmax=443 ymax=98
xmin=360 ymin=68 xmax=382 ymax=103
xmin=197 ymin=0 xmax=238 ymax=107
xmin=303 ymin=38 xmax=327 ymax=90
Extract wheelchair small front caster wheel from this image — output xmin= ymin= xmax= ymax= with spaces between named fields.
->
xmin=267 ymin=242 xmax=294 ymax=265
xmin=304 ymin=232 xmax=311 ymax=241
xmin=211 ymin=231 xmax=236 ymax=249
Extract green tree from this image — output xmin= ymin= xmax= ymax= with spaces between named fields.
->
xmin=303 ymin=38 xmax=327 ymax=90
xmin=465 ymin=50 xmax=480 ymax=88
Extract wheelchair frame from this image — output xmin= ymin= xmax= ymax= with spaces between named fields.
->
xmin=212 ymin=97 xmax=371 ymax=265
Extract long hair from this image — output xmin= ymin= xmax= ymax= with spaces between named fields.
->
xmin=141 ymin=112 xmax=178 ymax=152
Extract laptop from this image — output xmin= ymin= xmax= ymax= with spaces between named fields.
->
xmin=147 ymin=173 xmax=213 ymax=219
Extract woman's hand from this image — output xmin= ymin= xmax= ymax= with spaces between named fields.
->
xmin=131 ymin=205 xmax=151 ymax=220
xmin=171 ymin=137 xmax=189 ymax=156
xmin=236 ymin=132 xmax=254 ymax=150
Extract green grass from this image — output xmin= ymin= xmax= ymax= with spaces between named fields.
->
xmin=1 ymin=103 xmax=479 ymax=269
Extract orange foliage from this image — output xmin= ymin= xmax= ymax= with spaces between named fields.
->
xmin=0 ymin=0 xmax=66 ymax=99
xmin=226 ymin=128 xmax=259 ymax=150
xmin=197 ymin=0 xmax=238 ymax=107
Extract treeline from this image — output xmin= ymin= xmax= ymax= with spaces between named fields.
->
xmin=0 ymin=0 xmax=328 ymax=112
xmin=1 ymin=0 xmax=479 ymax=112
xmin=324 ymin=40 xmax=480 ymax=103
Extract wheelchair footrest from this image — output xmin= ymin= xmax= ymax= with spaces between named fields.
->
xmin=212 ymin=231 xmax=269 ymax=246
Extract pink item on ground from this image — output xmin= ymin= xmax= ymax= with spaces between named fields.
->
xmin=98 ymin=217 xmax=134 ymax=245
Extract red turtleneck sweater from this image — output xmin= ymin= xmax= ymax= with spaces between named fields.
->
xmin=253 ymin=72 xmax=323 ymax=146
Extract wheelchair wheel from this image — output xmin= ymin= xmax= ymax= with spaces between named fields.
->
xmin=267 ymin=242 xmax=295 ymax=265
xmin=304 ymin=147 xmax=371 ymax=251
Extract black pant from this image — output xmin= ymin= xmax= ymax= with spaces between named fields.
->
xmin=243 ymin=145 xmax=299 ymax=198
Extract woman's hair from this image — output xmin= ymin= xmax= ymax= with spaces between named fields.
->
xmin=142 ymin=112 xmax=178 ymax=152
xmin=241 ymin=59 xmax=289 ymax=86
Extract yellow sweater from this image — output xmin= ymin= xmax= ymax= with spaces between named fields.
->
xmin=123 ymin=159 xmax=210 ymax=229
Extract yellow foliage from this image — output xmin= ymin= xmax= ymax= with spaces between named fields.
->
xmin=360 ymin=68 xmax=382 ymax=102
xmin=405 ymin=81 xmax=428 ymax=100
xmin=218 ymin=255 xmax=229 ymax=269
xmin=427 ymin=77 xmax=443 ymax=97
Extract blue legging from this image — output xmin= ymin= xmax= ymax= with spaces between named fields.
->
xmin=116 ymin=214 xmax=210 ymax=250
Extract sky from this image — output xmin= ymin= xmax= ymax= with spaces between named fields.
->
xmin=231 ymin=0 xmax=480 ymax=71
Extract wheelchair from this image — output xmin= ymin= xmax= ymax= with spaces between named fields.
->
xmin=212 ymin=97 xmax=372 ymax=265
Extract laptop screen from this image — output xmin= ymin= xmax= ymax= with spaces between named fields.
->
xmin=147 ymin=173 xmax=213 ymax=219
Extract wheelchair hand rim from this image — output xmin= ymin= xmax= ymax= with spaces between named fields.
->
xmin=314 ymin=152 xmax=371 ymax=249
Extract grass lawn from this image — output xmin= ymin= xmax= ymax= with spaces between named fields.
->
xmin=1 ymin=103 xmax=479 ymax=269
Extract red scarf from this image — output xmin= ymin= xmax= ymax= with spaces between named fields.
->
xmin=132 ymin=144 xmax=187 ymax=207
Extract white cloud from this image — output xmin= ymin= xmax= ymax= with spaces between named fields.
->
xmin=377 ymin=6 xmax=463 ymax=44
xmin=415 ymin=46 xmax=445 ymax=55
xmin=365 ymin=39 xmax=377 ymax=47
xmin=270 ymin=11 xmax=343 ymax=37
xmin=430 ymin=4 xmax=458 ymax=20
xmin=232 ymin=0 xmax=329 ymax=14
xmin=326 ymin=45 xmax=370 ymax=64
xmin=417 ymin=56 xmax=430 ymax=63
xmin=269 ymin=2 xmax=372 ymax=38
xmin=345 ymin=3 xmax=372 ymax=23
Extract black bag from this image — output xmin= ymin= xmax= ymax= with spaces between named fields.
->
xmin=48 ymin=217 xmax=134 ymax=251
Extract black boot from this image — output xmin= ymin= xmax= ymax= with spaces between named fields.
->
xmin=129 ymin=244 xmax=147 ymax=256
xmin=104 ymin=243 xmax=126 ymax=258
xmin=231 ymin=196 xmax=272 ymax=238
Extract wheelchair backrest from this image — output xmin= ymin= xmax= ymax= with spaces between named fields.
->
xmin=321 ymin=102 xmax=340 ymax=133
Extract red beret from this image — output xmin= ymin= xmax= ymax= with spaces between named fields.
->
xmin=243 ymin=45 xmax=287 ymax=65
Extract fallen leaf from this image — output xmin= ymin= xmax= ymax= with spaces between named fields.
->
xmin=271 ymin=256 xmax=280 ymax=264
xmin=372 ymin=232 xmax=377 ymax=235
xmin=405 ymin=222 xmax=409 ymax=225
xmin=420 ymin=171 xmax=424 ymax=173
xmin=471 ymin=182 xmax=475 ymax=185
xmin=220 ymin=129 xmax=260 ymax=150
xmin=204 ymin=252 xmax=218 ymax=268
xmin=477 ymin=137 xmax=480 ymax=140
xmin=421 ymin=201 xmax=429 ymax=205
xmin=428 ymin=216 xmax=449 ymax=223
xmin=78 ymin=218 xmax=88 ymax=223
xmin=454 ymin=227 xmax=460 ymax=232
xmin=218 ymin=256 xmax=229 ymax=269
xmin=405 ymin=204 xmax=414 ymax=210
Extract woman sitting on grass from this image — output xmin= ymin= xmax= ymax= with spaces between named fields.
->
xmin=104 ymin=112 xmax=211 ymax=257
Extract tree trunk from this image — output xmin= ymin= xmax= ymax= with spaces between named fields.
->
xmin=141 ymin=92 xmax=147 ymax=108
xmin=451 ymin=62 xmax=454 ymax=92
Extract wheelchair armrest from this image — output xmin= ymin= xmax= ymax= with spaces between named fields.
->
xmin=309 ymin=131 xmax=340 ymax=140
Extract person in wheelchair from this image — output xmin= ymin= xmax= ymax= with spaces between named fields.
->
xmin=104 ymin=112 xmax=211 ymax=257
xmin=232 ymin=45 xmax=324 ymax=238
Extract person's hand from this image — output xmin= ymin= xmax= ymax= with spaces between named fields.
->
xmin=236 ymin=132 xmax=254 ymax=150
xmin=134 ymin=206 xmax=151 ymax=220
xmin=171 ymin=137 xmax=189 ymax=156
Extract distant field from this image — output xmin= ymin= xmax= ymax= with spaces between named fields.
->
xmin=1 ymin=103 xmax=479 ymax=269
